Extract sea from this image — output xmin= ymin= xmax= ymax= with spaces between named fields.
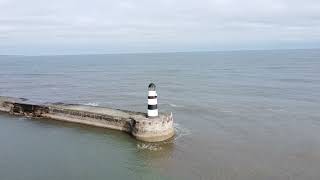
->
xmin=0 ymin=49 xmax=320 ymax=180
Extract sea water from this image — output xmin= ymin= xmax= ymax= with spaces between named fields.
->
xmin=0 ymin=49 xmax=320 ymax=180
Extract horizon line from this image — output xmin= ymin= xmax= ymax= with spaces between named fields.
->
xmin=1 ymin=47 xmax=319 ymax=57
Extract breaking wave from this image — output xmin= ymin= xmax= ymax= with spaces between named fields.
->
xmin=83 ymin=102 xmax=99 ymax=106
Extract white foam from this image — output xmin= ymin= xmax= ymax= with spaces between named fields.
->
xmin=169 ymin=103 xmax=184 ymax=108
xmin=137 ymin=143 xmax=162 ymax=151
xmin=83 ymin=102 xmax=99 ymax=106
xmin=18 ymin=117 xmax=27 ymax=121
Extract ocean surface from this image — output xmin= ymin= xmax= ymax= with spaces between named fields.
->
xmin=0 ymin=49 xmax=320 ymax=180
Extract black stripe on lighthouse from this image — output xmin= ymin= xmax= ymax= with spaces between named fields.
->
xmin=148 ymin=104 xmax=157 ymax=110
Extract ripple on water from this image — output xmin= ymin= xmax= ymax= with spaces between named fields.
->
xmin=173 ymin=122 xmax=191 ymax=140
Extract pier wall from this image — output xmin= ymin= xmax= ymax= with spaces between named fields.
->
xmin=0 ymin=96 xmax=174 ymax=142
xmin=43 ymin=107 xmax=132 ymax=132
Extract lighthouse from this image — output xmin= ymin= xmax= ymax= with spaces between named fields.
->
xmin=147 ymin=83 xmax=158 ymax=117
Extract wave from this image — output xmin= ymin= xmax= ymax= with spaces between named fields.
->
xmin=167 ymin=103 xmax=184 ymax=108
xmin=83 ymin=102 xmax=99 ymax=106
xmin=136 ymin=143 xmax=162 ymax=151
xmin=173 ymin=122 xmax=191 ymax=140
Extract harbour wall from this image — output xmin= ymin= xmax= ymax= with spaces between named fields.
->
xmin=0 ymin=96 xmax=174 ymax=142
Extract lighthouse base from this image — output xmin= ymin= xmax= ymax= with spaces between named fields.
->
xmin=132 ymin=113 xmax=174 ymax=142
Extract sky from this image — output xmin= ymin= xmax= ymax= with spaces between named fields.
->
xmin=0 ymin=0 xmax=319 ymax=55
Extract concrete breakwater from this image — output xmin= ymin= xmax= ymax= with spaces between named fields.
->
xmin=0 ymin=96 xmax=174 ymax=142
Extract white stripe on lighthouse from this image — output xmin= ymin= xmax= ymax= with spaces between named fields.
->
xmin=148 ymin=91 xmax=157 ymax=96
xmin=148 ymin=109 xmax=158 ymax=117
xmin=148 ymin=98 xmax=157 ymax=105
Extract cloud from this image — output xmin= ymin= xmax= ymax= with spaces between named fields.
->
xmin=0 ymin=0 xmax=319 ymax=54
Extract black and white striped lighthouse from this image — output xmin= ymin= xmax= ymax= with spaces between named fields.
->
xmin=147 ymin=83 xmax=158 ymax=117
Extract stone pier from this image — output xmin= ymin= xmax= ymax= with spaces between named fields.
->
xmin=0 ymin=96 xmax=174 ymax=142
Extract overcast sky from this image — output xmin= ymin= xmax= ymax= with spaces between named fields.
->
xmin=0 ymin=0 xmax=319 ymax=55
